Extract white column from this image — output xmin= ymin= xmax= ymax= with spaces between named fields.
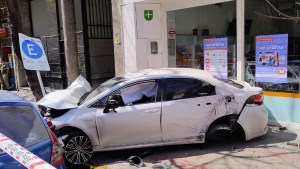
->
xmin=236 ymin=0 xmax=245 ymax=81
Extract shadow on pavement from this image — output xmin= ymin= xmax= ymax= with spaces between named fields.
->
xmin=68 ymin=126 xmax=297 ymax=168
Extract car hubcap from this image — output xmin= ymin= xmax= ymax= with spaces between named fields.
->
xmin=64 ymin=136 xmax=93 ymax=164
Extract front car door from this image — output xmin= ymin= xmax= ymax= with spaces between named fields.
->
xmin=161 ymin=78 xmax=219 ymax=142
xmin=95 ymin=79 xmax=163 ymax=148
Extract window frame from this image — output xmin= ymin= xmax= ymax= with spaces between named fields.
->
xmin=90 ymin=79 xmax=163 ymax=108
xmin=162 ymin=77 xmax=216 ymax=102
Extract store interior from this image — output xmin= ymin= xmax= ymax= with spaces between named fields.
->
xmin=167 ymin=0 xmax=300 ymax=93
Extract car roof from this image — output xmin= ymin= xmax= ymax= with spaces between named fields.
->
xmin=124 ymin=68 xmax=215 ymax=80
xmin=121 ymin=68 xmax=223 ymax=87
xmin=0 ymin=90 xmax=27 ymax=103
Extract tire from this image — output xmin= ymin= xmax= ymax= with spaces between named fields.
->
xmin=59 ymin=131 xmax=93 ymax=167
xmin=206 ymin=124 xmax=232 ymax=142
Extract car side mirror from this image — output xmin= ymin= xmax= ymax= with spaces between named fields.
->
xmin=103 ymin=99 xmax=119 ymax=113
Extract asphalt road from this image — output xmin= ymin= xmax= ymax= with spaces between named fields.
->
xmin=72 ymin=126 xmax=300 ymax=169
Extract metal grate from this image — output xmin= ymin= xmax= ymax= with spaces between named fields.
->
xmin=86 ymin=0 xmax=113 ymax=39
xmin=40 ymin=32 xmax=86 ymax=90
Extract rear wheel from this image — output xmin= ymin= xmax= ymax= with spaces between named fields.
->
xmin=206 ymin=124 xmax=232 ymax=142
xmin=59 ymin=131 xmax=93 ymax=167
xmin=206 ymin=123 xmax=245 ymax=142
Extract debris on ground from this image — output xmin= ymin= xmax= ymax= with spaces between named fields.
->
xmin=152 ymin=162 xmax=172 ymax=169
xmin=279 ymin=127 xmax=287 ymax=131
xmin=90 ymin=166 xmax=110 ymax=169
xmin=128 ymin=156 xmax=144 ymax=168
xmin=232 ymin=146 xmax=244 ymax=153
xmin=287 ymin=142 xmax=300 ymax=147
xmin=139 ymin=150 xmax=153 ymax=158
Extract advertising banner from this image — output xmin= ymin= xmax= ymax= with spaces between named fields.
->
xmin=203 ymin=38 xmax=228 ymax=79
xmin=255 ymin=34 xmax=288 ymax=83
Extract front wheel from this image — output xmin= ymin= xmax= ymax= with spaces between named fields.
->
xmin=59 ymin=131 xmax=93 ymax=167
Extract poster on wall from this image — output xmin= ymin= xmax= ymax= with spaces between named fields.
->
xmin=255 ymin=34 xmax=288 ymax=83
xmin=203 ymin=38 xmax=228 ymax=79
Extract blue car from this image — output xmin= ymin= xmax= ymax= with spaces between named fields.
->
xmin=0 ymin=90 xmax=65 ymax=169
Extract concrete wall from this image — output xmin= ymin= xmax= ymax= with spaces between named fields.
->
xmin=19 ymin=0 xmax=32 ymax=35
xmin=74 ymin=0 xmax=83 ymax=31
xmin=17 ymin=0 xmax=31 ymax=87
xmin=31 ymin=0 xmax=83 ymax=35
xmin=112 ymin=0 xmax=124 ymax=75
xmin=31 ymin=0 xmax=58 ymax=36
xmin=89 ymin=39 xmax=115 ymax=85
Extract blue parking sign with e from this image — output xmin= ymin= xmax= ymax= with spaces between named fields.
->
xmin=21 ymin=40 xmax=43 ymax=59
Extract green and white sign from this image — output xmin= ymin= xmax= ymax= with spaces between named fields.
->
xmin=144 ymin=10 xmax=153 ymax=21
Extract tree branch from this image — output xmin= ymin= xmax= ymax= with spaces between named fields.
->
xmin=265 ymin=0 xmax=291 ymax=18
xmin=255 ymin=11 xmax=300 ymax=21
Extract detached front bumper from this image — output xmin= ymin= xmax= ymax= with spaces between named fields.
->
xmin=237 ymin=104 xmax=268 ymax=141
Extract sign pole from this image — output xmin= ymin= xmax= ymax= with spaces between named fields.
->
xmin=36 ymin=70 xmax=46 ymax=96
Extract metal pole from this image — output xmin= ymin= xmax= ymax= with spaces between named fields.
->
xmin=81 ymin=0 xmax=91 ymax=83
xmin=236 ymin=0 xmax=245 ymax=81
xmin=36 ymin=71 xmax=46 ymax=96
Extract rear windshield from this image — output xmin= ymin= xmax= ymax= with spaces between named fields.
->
xmin=0 ymin=106 xmax=49 ymax=155
xmin=217 ymin=78 xmax=244 ymax=89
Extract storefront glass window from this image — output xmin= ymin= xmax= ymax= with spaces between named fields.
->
xmin=167 ymin=1 xmax=237 ymax=79
xmin=245 ymin=0 xmax=300 ymax=93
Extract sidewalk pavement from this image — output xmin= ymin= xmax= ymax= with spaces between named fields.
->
xmin=12 ymin=87 xmax=37 ymax=106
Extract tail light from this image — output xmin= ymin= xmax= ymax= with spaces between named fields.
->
xmin=47 ymin=128 xmax=64 ymax=167
xmin=246 ymin=94 xmax=264 ymax=104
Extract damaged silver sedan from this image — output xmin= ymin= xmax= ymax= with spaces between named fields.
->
xmin=41 ymin=68 xmax=268 ymax=167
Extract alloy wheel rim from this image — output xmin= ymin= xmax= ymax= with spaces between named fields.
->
xmin=64 ymin=136 xmax=93 ymax=164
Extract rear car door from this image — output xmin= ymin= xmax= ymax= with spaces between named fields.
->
xmin=0 ymin=105 xmax=51 ymax=169
xmin=95 ymin=79 xmax=163 ymax=147
xmin=161 ymin=78 xmax=218 ymax=142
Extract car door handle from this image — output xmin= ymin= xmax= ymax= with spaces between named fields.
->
xmin=144 ymin=109 xmax=159 ymax=114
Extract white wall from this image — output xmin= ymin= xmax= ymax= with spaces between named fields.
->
xmin=121 ymin=0 xmax=236 ymax=73
xmin=122 ymin=3 xmax=138 ymax=73
xmin=122 ymin=0 xmax=168 ymax=73
xmin=163 ymin=0 xmax=233 ymax=11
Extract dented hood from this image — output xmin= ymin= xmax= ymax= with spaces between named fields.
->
xmin=38 ymin=75 xmax=92 ymax=110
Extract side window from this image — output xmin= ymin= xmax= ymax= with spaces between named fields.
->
xmin=164 ymin=78 xmax=216 ymax=101
xmin=109 ymin=81 xmax=159 ymax=106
